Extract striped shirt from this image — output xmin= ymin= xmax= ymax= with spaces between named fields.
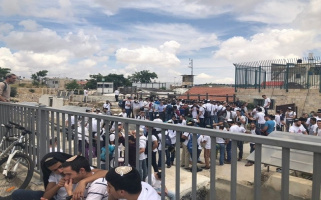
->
xmin=83 ymin=177 xmax=108 ymax=200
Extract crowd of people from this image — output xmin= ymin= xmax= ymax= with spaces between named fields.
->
xmin=7 ymin=89 xmax=321 ymax=199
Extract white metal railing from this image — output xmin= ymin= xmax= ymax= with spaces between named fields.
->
xmin=1 ymin=102 xmax=321 ymax=199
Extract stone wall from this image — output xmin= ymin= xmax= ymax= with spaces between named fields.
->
xmin=236 ymin=88 xmax=321 ymax=115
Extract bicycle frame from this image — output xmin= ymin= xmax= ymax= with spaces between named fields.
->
xmin=0 ymin=133 xmax=26 ymax=176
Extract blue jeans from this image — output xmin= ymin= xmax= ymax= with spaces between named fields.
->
xmin=213 ymin=114 xmax=218 ymax=123
xmin=237 ymin=141 xmax=243 ymax=159
xmin=125 ymin=108 xmax=131 ymax=118
xmin=226 ymin=141 xmax=231 ymax=162
xmin=158 ymin=150 xmax=171 ymax=167
xmin=139 ymin=159 xmax=147 ymax=181
xmin=216 ymin=143 xmax=225 ymax=165
xmin=12 ymin=190 xmax=44 ymax=200
xmin=149 ymin=112 xmax=154 ymax=121
xmin=155 ymin=188 xmax=176 ymax=200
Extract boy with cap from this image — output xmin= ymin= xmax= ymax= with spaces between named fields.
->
xmin=106 ymin=166 xmax=160 ymax=200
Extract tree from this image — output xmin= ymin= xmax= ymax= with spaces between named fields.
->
xmin=128 ymin=70 xmax=158 ymax=83
xmin=86 ymin=73 xmax=131 ymax=90
xmin=31 ymin=70 xmax=48 ymax=86
xmin=65 ymin=80 xmax=80 ymax=90
xmin=0 ymin=67 xmax=11 ymax=81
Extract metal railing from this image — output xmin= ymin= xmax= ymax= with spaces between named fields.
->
xmin=234 ymin=57 xmax=321 ymax=93
xmin=1 ymin=102 xmax=321 ymax=199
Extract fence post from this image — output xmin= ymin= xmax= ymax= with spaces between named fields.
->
xmin=187 ymin=92 xmax=190 ymax=100
xmin=198 ymin=94 xmax=200 ymax=101
xmin=255 ymin=69 xmax=258 ymax=89
xmin=285 ymin=64 xmax=289 ymax=92
xmin=226 ymin=94 xmax=228 ymax=102
xmin=319 ymin=70 xmax=321 ymax=93
xmin=233 ymin=94 xmax=236 ymax=102
xmin=206 ymin=93 xmax=208 ymax=100
xmin=259 ymin=66 xmax=261 ymax=93
xmin=37 ymin=105 xmax=47 ymax=179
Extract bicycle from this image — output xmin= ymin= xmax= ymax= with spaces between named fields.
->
xmin=0 ymin=121 xmax=34 ymax=199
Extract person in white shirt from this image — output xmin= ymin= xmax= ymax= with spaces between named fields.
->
xmin=285 ymin=107 xmax=296 ymax=131
xmin=198 ymin=102 xmax=205 ymax=127
xmin=106 ymin=166 xmax=160 ymax=200
xmin=289 ymin=119 xmax=307 ymax=135
xmin=315 ymin=120 xmax=321 ymax=136
xmin=262 ymin=95 xmax=271 ymax=115
xmin=180 ymin=121 xmax=193 ymax=169
xmin=308 ymin=117 xmax=317 ymax=135
xmin=138 ymin=129 xmax=147 ymax=181
xmin=201 ymin=125 xmax=212 ymax=169
xmin=114 ymin=89 xmax=119 ymax=102
xmin=62 ymin=156 xmax=108 ymax=200
xmin=145 ymin=172 xmax=175 ymax=200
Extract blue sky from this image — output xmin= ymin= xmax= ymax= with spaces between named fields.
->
xmin=0 ymin=0 xmax=320 ymax=84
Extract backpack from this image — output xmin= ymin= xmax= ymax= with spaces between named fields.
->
xmin=1 ymin=82 xmax=7 ymax=92
xmin=100 ymin=145 xmax=115 ymax=161
xmin=187 ymin=134 xmax=200 ymax=154
xmin=166 ymin=104 xmax=173 ymax=114
xmin=165 ymin=132 xmax=172 ymax=147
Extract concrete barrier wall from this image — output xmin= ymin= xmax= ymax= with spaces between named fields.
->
xmin=236 ymin=88 xmax=321 ymax=115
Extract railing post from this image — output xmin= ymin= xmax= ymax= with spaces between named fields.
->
xmin=206 ymin=93 xmax=208 ymax=100
xmin=312 ymin=152 xmax=321 ymax=199
xmin=226 ymin=94 xmax=228 ymax=102
xmin=37 ymin=105 xmax=47 ymax=178
xmin=285 ymin=64 xmax=289 ymax=92
xmin=281 ymin=147 xmax=290 ymax=200
xmin=259 ymin=66 xmax=261 ymax=93
xmin=187 ymin=92 xmax=190 ymax=100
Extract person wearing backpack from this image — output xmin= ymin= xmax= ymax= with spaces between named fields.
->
xmin=165 ymin=101 xmax=173 ymax=121
xmin=157 ymin=123 xmax=173 ymax=168
xmin=0 ymin=73 xmax=17 ymax=102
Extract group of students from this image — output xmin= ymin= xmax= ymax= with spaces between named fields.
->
xmin=12 ymin=152 xmax=162 ymax=200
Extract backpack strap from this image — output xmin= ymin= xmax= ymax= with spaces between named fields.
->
xmin=2 ymin=82 xmax=7 ymax=92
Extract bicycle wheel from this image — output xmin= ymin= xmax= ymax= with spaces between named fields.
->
xmin=0 ymin=153 xmax=34 ymax=199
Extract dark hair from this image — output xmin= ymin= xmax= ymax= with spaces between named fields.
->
xmin=44 ymin=157 xmax=60 ymax=168
xmin=49 ymin=137 xmax=57 ymax=146
xmin=156 ymin=171 xmax=162 ymax=179
xmin=105 ymin=167 xmax=142 ymax=194
xmin=5 ymin=73 xmax=16 ymax=78
xmin=311 ymin=117 xmax=316 ymax=123
xmin=257 ymin=107 xmax=262 ymax=112
xmin=62 ymin=156 xmax=91 ymax=173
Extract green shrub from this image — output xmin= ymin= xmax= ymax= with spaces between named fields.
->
xmin=29 ymin=89 xmax=35 ymax=93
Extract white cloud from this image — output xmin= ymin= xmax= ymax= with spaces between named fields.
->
xmin=214 ymin=29 xmax=320 ymax=62
xmin=19 ymin=20 xmax=40 ymax=31
xmin=4 ymin=29 xmax=100 ymax=57
xmin=133 ymin=23 xmax=220 ymax=52
xmin=237 ymin=0 xmax=305 ymax=24
xmin=0 ymin=23 xmax=14 ymax=34
xmin=0 ymin=0 xmax=75 ymax=21
xmin=115 ymin=41 xmax=181 ymax=67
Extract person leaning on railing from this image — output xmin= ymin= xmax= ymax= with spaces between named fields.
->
xmin=0 ymin=73 xmax=17 ymax=102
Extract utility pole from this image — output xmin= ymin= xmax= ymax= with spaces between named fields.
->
xmin=188 ymin=58 xmax=194 ymax=87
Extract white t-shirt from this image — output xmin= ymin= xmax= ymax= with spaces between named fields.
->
xmin=264 ymin=98 xmax=271 ymax=108
xmin=145 ymin=174 xmax=161 ymax=190
xmin=114 ymin=90 xmax=119 ymax=95
xmin=153 ymin=118 xmax=163 ymax=131
xmin=48 ymin=173 xmax=75 ymax=200
xmin=83 ymin=177 xmax=108 ymax=200
xmin=199 ymin=106 xmax=205 ymax=118
xmin=308 ymin=124 xmax=317 ymax=135
xmin=289 ymin=125 xmax=306 ymax=134
xmin=137 ymin=182 xmax=161 ymax=200
xmin=168 ymin=129 xmax=176 ymax=144
xmin=139 ymin=135 xmax=147 ymax=160
xmin=202 ymin=135 xmax=211 ymax=149
xmin=316 ymin=127 xmax=321 ymax=136
xmin=256 ymin=112 xmax=266 ymax=124
xmin=182 ymin=132 xmax=190 ymax=146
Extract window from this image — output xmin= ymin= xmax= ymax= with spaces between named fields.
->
xmin=295 ymin=74 xmax=301 ymax=79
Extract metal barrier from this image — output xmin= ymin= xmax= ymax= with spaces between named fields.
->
xmin=1 ymin=102 xmax=321 ymax=200
xmin=234 ymin=57 xmax=321 ymax=93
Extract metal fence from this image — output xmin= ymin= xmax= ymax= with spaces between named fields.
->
xmin=1 ymin=102 xmax=321 ymax=199
xmin=234 ymin=56 xmax=321 ymax=92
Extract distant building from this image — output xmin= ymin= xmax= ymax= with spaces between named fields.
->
xmin=181 ymin=75 xmax=195 ymax=88
xmin=97 ymin=82 xmax=114 ymax=94
xmin=44 ymin=78 xmax=72 ymax=89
